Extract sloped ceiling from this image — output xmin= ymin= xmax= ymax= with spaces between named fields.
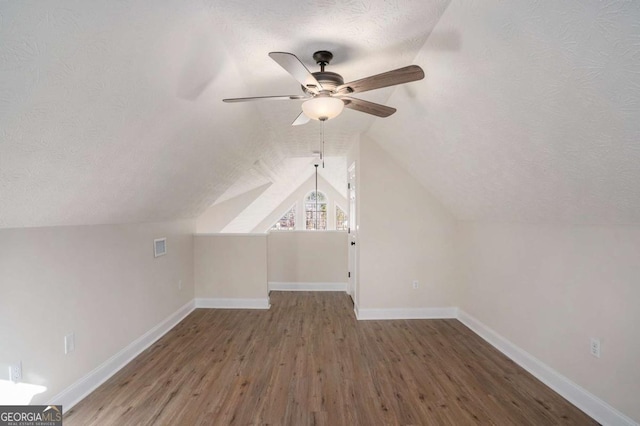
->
xmin=221 ymin=156 xmax=347 ymax=233
xmin=0 ymin=0 xmax=449 ymax=229
xmin=369 ymin=0 xmax=640 ymax=224
xmin=2 ymin=1 xmax=638 ymax=229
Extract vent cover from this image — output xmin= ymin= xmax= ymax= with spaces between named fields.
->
xmin=154 ymin=238 xmax=167 ymax=257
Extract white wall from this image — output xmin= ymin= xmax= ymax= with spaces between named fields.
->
xmin=267 ymin=231 xmax=347 ymax=284
xmin=196 ymin=183 xmax=271 ymax=233
xmin=356 ymin=136 xmax=458 ymax=310
xmin=457 ymin=222 xmax=640 ymax=422
xmin=194 ymin=234 xmax=268 ymax=300
xmin=0 ymin=220 xmax=195 ymax=405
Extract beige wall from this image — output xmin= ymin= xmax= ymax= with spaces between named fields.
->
xmin=457 ymin=223 xmax=640 ymax=422
xmin=252 ymin=175 xmax=348 ymax=233
xmin=267 ymin=231 xmax=347 ymax=283
xmin=0 ymin=220 xmax=195 ymax=405
xmin=194 ymin=234 xmax=268 ymax=299
xmin=196 ymin=183 xmax=271 ymax=233
xmin=356 ymin=136 xmax=458 ymax=309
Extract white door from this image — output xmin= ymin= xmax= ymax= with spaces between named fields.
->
xmin=347 ymin=162 xmax=357 ymax=305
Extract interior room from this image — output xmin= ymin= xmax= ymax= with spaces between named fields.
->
xmin=1 ymin=1 xmax=639 ymax=425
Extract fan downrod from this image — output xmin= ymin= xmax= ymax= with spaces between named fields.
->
xmin=302 ymin=51 xmax=343 ymax=94
xmin=313 ymin=51 xmax=333 ymax=72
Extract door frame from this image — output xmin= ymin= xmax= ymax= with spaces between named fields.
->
xmin=347 ymin=162 xmax=357 ymax=305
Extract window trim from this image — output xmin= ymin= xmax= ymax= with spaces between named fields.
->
xmin=268 ymin=202 xmax=297 ymax=232
xmin=304 ymin=190 xmax=328 ymax=231
xmin=335 ymin=203 xmax=348 ymax=232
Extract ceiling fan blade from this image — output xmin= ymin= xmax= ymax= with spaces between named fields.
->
xmin=341 ymin=97 xmax=396 ymax=117
xmin=336 ymin=65 xmax=424 ymax=95
xmin=269 ymin=52 xmax=323 ymax=93
xmin=291 ymin=111 xmax=310 ymax=126
xmin=223 ymin=95 xmax=308 ymax=103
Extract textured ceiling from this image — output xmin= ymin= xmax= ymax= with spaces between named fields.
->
xmin=0 ymin=0 xmax=448 ymax=229
xmin=3 ymin=0 xmax=638 ymax=229
xmin=369 ymin=0 xmax=640 ymax=225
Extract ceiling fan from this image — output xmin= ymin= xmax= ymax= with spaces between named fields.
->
xmin=223 ymin=51 xmax=425 ymax=126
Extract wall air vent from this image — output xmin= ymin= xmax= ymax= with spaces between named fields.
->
xmin=154 ymin=238 xmax=167 ymax=257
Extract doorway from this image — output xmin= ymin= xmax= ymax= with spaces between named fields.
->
xmin=348 ymin=162 xmax=357 ymax=305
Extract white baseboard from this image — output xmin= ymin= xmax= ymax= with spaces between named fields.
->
xmin=52 ymin=300 xmax=195 ymax=411
xmin=268 ymin=282 xmax=347 ymax=292
xmin=195 ymin=297 xmax=270 ymax=309
xmin=457 ymin=310 xmax=637 ymax=426
xmin=355 ymin=306 xmax=458 ymax=320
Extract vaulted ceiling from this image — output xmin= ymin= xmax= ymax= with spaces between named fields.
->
xmin=1 ymin=1 xmax=639 ymax=229
xmin=369 ymin=1 xmax=640 ymax=224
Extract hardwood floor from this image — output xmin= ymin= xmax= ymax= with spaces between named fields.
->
xmin=65 ymin=292 xmax=596 ymax=425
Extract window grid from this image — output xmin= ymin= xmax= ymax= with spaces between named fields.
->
xmin=336 ymin=205 xmax=348 ymax=231
xmin=271 ymin=205 xmax=296 ymax=230
xmin=305 ymin=191 xmax=327 ymax=230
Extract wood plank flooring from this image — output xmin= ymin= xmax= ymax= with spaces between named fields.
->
xmin=65 ymin=292 xmax=597 ymax=425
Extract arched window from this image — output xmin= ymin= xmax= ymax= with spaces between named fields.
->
xmin=305 ymin=191 xmax=327 ymax=230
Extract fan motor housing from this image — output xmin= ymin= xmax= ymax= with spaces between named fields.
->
xmin=303 ymin=71 xmax=344 ymax=94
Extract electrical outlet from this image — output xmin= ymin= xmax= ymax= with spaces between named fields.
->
xmin=9 ymin=362 xmax=22 ymax=383
xmin=65 ymin=333 xmax=75 ymax=354
xmin=412 ymin=280 xmax=419 ymax=289
xmin=178 ymin=280 xmax=183 ymax=290
xmin=590 ymin=338 xmax=601 ymax=358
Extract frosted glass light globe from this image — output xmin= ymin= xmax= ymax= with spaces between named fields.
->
xmin=302 ymin=96 xmax=344 ymax=121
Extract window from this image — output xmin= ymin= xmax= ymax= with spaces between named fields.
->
xmin=336 ymin=205 xmax=348 ymax=231
xmin=305 ymin=191 xmax=327 ymax=230
xmin=270 ymin=205 xmax=296 ymax=230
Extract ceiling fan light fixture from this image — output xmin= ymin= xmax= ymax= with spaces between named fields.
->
xmin=302 ymin=96 xmax=344 ymax=121
xmin=224 ymin=51 xmax=425 ymax=125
